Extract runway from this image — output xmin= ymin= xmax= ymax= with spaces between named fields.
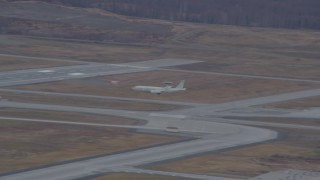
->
xmin=0 ymin=59 xmax=202 ymax=87
xmin=163 ymin=68 xmax=320 ymax=84
xmin=0 ymin=88 xmax=204 ymax=107
xmin=173 ymin=88 xmax=320 ymax=116
xmin=212 ymin=118 xmax=320 ymax=131
xmin=110 ymin=167 xmax=239 ymax=180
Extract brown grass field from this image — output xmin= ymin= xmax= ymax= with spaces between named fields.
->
xmin=0 ymin=35 xmax=161 ymax=64
xmin=0 ymin=92 xmax=179 ymax=111
xmin=12 ymin=70 xmax=319 ymax=103
xmin=262 ymin=96 xmax=320 ymax=109
xmin=0 ymin=108 xmax=140 ymax=125
xmin=0 ymin=120 xmax=181 ymax=173
xmin=95 ymin=173 xmax=188 ymax=180
xmin=0 ymin=54 xmax=78 ymax=71
xmin=150 ymin=127 xmax=320 ymax=179
xmin=223 ymin=117 xmax=320 ymax=127
xmin=168 ymin=25 xmax=320 ymax=80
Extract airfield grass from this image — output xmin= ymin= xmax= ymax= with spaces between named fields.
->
xmin=222 ymin=117 xmax=320 ymax=127
xmin=261 ymin=96 xmax=320 ymax=109
xmin=0 ymin=108 xmax=141 ymax=125
xmin=0 ymin=92 xmax=179 ymax=111
xmin=0 ymin=54 xmax=78 ymax=71
xmin=95 ymin=173 xmax=188 ymax=180
xmin=12 ymin=70 xmax=319 ymax=103
xmin=149 ymin=127 xmax=320 ymax=179
xmin=0 ymin=120 xmax=181 ymax=173
xmin=0 ymin=35 xmax=162 ymax=63
xmin=167 ymin=25 xmax=320 ymax=80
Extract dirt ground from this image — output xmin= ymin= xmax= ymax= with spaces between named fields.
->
xmin=0 ymin=35 xmax=162 ymax=63
xmin=168 ymin=25 xmax=320 ymax=80
xmin=0 ymin=54 xmax=78 ymax=71
xmin=0 ymin=108 xmax=141 ymax=125
xmin=0 ymin=1 xmax=172 ymax=44
xmin=95 ymin=173 xmax=187 ymax=180
xmin=12 ymin=70 xmax=319 ymax=103
xmin=0 ymin=92 xmax=180 ymax=111
xmin=262 ymin=96 xmax=320 ymax=109
xmin=0 ymin=120 xmax=181 ymax=173
xmin=222 ymin=117 xmax=320 ymax=126
xmin=149 ymin=127 xmax=320 ymax=179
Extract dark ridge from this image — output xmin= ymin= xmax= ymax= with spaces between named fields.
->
xmin=27 ymin=0 xmax=320 ymax=30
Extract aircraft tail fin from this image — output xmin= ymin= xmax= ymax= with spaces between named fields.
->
xmin=176 ymin=80 xmax=185 ymax=89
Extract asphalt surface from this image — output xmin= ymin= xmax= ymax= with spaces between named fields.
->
xmin=172 ymin=88 xmax=320 ymax=116
xmin=163 ymin=68 xmax=320 ymax=83
xmin=0 ymin=59 xmax=319 ymax=180
xmin=212 ymin=118 xmax=320 ymax=131
xmin=0 ymin=59 xmax=201 ymax=87
xmin=111 ymin=167 xmax=239 ymax=180
xmin=250 ymin=169 xmax=320 ymax=180
xmin=0 ymin=53 xmax=89 ymax=64
xmin=0 ymin=63 xmax=149 ymax=87
xmin=0 ymin=88 xmax=204 ymax=107
xmin=214 ymin=107 xmax=320 ymax=119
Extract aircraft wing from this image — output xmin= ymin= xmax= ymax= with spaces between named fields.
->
xmin=150 ymin=89 xmax=163 ymax=94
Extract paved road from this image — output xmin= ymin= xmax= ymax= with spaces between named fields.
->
xmin=211 ymin=118 xmax=320 ymax=131
xmin=0 ymin=64 xmax=149 ymax=87
xmin=173 ymin=88 xmax=320 ymax=116
xmin=250 ymin=169 xmax=320 ymax=180
xmin=215 ymin=107 xmax=320 ymax=119
xmin=0 ymin=53 xmax=89 ymax=64
xmin=0 ymin=88 xmax=204 ymax=107
xmin=112 ymin=167 xmax=239 ymax=180
xmin=0 ymin=101 xmax=272 ymax=134
xmin=0 ymin=59 xmax=201 ymax=87
xmin=163 ymin=68 xmax=320 ymax=83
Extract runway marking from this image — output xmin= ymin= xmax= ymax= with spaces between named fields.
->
xmin=68 ymin=72 xmax=85 ymax=76
xmin=110 ymin=64 xmax=150 ymax=69
xmin=37 ymin=70 xmax=55 ymax=73
xmin=149 ymin=113 xmax=186 ymax=119
xmin=0 ymin=76 xmax=71 ymax=86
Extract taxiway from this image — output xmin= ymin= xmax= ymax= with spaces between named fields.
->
xmin=0 ymin=58 xmax=319 ymax=180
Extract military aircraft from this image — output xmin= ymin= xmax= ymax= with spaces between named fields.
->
xmin=132 ymin=80 xmax=186 ymax=94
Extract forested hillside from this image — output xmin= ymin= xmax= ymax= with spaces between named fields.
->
xmin=36 ymin=0 xmax=320 ymax=29
xmin=0 ymin=1 xmax=172 ymax=43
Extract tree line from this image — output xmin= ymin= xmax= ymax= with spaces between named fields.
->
xmin=32 ymin=0 xmax=320 ymax=29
